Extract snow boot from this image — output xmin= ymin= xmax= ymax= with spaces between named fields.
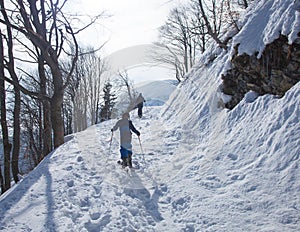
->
xmin=127 ymin=154 xmax=133 ymax=168
xmin=121 ymin=157 xmax=128 ymax=168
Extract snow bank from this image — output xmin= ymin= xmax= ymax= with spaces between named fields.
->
xmin=233 ymin=0 xmax=300 ymax=57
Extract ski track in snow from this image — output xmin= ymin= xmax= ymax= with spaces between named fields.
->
xmin=55 ymin=112 xmax=168 ymax=232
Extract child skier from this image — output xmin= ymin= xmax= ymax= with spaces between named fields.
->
xmin=111 ymin=112 xmax=140 ymax=168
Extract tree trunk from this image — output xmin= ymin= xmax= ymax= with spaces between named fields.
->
xmin=0 ymin=165 xmax=4 ymax=194
xmin=8 ymin=33 xmax=21 ymax=184
xmin=38 ymin=56 xmax=52 ymax=157
xmin=184 ymin=44 xmax=189 ymax=73
xmin=44 ymin=101 xmax=52 ymax=155
xmin=50 ymin=69 xmax=65 ymax=148
xmin=51 ymin=96 xmax=64 ymax=148
xmin=0 ymin=32 xmax=11 ymax=192
xmin=12 ymin=87 xmax=21 ymax=183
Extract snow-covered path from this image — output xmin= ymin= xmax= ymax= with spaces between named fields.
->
xmin=0 ymin=86 xmax=299 ymax=231
xmin=0 ymin=107 xmax=181 ymax=232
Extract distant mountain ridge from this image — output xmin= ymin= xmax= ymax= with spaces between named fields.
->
xmin=112 ymin=79 xmax=177 ymax=117
xmin=136 ymin=79 xmax=178 ymax=106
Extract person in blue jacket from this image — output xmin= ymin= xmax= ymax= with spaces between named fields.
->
xmin=111 ymin=112 xmax=140 ymax=168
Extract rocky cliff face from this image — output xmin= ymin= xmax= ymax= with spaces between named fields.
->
xmin=221 ymin=34 xmax=300 ymax=109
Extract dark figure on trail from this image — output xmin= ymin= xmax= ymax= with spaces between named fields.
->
xmin=111 ymin=112 xmax=140 ymax=168
xmin=136 ymin=93 xmax=145 ymax=118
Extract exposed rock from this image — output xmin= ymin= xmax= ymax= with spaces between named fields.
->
xmin=222 ymin=35 xmax=300 ymax=109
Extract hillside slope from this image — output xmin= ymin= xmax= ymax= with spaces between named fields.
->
xmin=0 ymin=80 xmax=298 ymax=231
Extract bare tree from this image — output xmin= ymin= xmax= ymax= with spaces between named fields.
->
xmin=73 ymin=71 xmax=89 ymax=133
xmin=112 ymin=70 xmax=138 ymax=115
xmin=117 ymin=70 xmax=135 ymax=102
xmin=0 ymin=0 xmax=105 ymax=194
xmin=87 ymin=55 xmax=107 ymax=125
xmin=0 ymin=1 xmax=22 ymax=183
xmin=190 ymin=0 xmax=255 ymax=49
xmin=224 ymin=0 xmax=241 ymax=32
xmin=0 ymin=30 xmax=12 ymax=193
xmin=189 ymin=3 xmax=209 ymax=53
xmin=72 ymin=50 xmax=107 ymax=132
xmin=21 ymin=95 xmax=43 ymax=166
xmin=63 ymin=91 xmax=74 ymax=135
xmin=150 ymin=43 xmax=185 ymax=82
xmin=0 ymin=0 xmax=79 ymax=149
xmin=191 ymin=0 xmax=228 ymax=49
xmin=158 ymin=5 xmax=198 ymax=77
xmin=37 ymin=52 xmax=52 ymax=159
xmin=224 ymin=0 xmax=256 ymax=30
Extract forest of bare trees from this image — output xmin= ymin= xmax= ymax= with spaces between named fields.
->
xmin=0 ymin=0 xmax=105 ymax=194
xmin=154 ymin=0 xmax=254 ymax=81
xmin=0 ymin=0 xmax=255 ymax=195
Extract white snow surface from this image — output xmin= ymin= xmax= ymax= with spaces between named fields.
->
xmin=0 ymin=0 xmax=300 ymax=231
xmin=233 ymin=0 xmax=300 ymax=57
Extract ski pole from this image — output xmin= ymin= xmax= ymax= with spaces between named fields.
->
xmin=138 ymin=136 xmax=146 ymax=164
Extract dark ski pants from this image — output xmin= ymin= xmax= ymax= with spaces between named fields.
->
xmin=120 ymin=146 xmax=133 ymax=168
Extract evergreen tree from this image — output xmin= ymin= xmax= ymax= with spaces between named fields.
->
xmin=100 ymin=82 xmax=117 ymax=122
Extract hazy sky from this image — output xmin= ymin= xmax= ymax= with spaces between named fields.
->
xmin=72 ymin=0 xmax=184 ymax=55
xmin=67 ymin=0 xmax=186 ymax=83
